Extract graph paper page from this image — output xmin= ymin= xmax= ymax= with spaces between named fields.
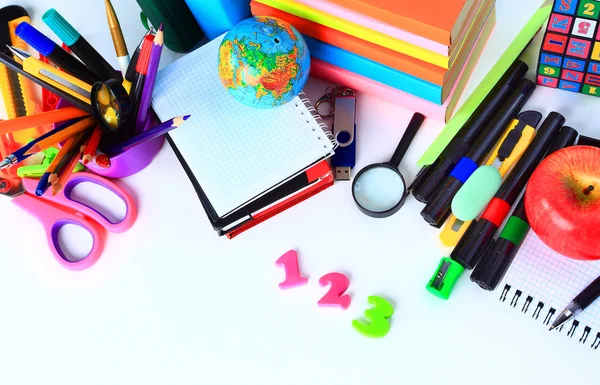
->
xmin=501 ymin=231 xmax=600 ymax=334
xmin=152 ymin=36 xmax=333 ymax=217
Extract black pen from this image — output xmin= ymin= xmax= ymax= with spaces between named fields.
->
xmin=551 ymin=275 xmax=600 ymax=331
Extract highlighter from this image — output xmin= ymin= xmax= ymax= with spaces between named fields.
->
xmin=8 ymin=46 xmax=92 ymax=104
xmin=410 ymin=61 xmax=528 ymax=204
xmin=470 ymin=126 xmax=578 ymax=291
xmin=15 ymin=22 xmax=98 ymax=85
xmin=42 ymin=8 xmax=121 ymax=81
xmin=450 ymin=112 xmax=565 ymax=270
xmin=421 ymin=79 xmax=536 ymax=228
xmin=439 ymin=111 xmax=541 ymax=247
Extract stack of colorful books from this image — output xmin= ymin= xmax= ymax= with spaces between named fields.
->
xmin=250 ymin=0 xmax=496 ymax=122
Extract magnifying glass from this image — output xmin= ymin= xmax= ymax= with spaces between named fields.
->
xmin=91 ymin=79 xmax=133 ymax=136
xmin=352 ymin=113 xmax=425 ymax=218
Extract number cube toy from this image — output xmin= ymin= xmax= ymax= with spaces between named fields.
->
xmin=537 ymin=0 xmax=600 ymax=97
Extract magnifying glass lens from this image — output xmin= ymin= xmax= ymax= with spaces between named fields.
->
xmin=94 ymin=83 xmax=121 ymax=130
xmin=353 ymin=166 xmax=406 ymax=213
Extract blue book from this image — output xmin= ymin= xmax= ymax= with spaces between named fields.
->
xmin=303 ymin=36 xmax=444 ymax=105
xmin=185 ymin=0 xmax=252 ymax=40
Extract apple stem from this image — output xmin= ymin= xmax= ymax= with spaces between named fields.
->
xmin=584 ymin=185 xmax=595 ymax=195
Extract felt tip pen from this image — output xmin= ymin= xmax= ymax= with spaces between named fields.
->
xmin=450 ymin=112 xmax=566 ymax=270
xmin=7 ymin=45 xmax=92 ymax=104
xmin=135 ymin=25 xmax=164 ymax=132
xmin=104 ymin=0 xmax=130 ymax=74
xmin=15 ymin=22 xmax=98 ymax=85
xmin=129 ymin=34 xmax=154 ymax=131
xmin=410 ymin=60 xmax=529 ymax=204
xmin=421 ymin=79 xmax=536 ymax=228
xmin=125 ymin=28 xmax=154 ymax=82
xmin=42 ymin=8 xmax=122 ymax=81
xmin=470 ymin=126 xmax=578 ymax=291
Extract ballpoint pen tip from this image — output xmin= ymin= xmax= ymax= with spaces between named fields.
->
xmin=548 ymin=325 xmax=556 ymax=331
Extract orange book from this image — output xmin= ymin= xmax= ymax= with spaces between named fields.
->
xmin=326 ymin=0 xmax=477 ymax=46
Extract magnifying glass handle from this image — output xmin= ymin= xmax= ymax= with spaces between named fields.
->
xmin=389 ymin=113 xmax=425 ymax=168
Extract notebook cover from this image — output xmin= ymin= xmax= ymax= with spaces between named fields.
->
xmin=254 ymin=0 xmax=451 ymax=69
xmin=251 ymin=0 xmax=493 ymax=89
xmin=304 ymin=36 xmax=444 ymax=104
xmin=250 ymin=0 xmax=447 ymax=86
xmin=294 ymin=0 xmax=450 ymax=56
xmin=225 ymin=160 xmax=334 ymax=238
xmin=325 ymin=0 xmax=473 ymax=46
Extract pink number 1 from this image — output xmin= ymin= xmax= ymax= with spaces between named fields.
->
xmin=318 ymin=272 xmax=351 ymax=310
xmin=276 ymin=250 xmax=308 ymax=290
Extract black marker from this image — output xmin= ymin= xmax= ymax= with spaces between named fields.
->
xmin=410 ymin=60 xmax=528 ymax=203
xmin=470 ymin=126 xmax=578 ymax=291
xmin=421 ymin=79 xmax=536 ymax=228
xmin=450 ymin=112 xmax=565 ymax=270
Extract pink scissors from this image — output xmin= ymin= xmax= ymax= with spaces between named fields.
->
xmin=11 ymin=172 xmax=137 ymax=270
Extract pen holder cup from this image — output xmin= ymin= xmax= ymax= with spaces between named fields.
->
xmin=55 ymin=99 xmax=164 ymax=179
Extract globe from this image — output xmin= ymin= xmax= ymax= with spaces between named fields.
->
xmin=218 ymin=16 xmax=310 ymax=108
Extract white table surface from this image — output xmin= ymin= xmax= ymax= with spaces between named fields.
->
xmin=1 ymin=0 xmax=599 ymax=384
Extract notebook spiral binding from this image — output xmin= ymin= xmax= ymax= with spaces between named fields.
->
xmin=297 ymin=91 xmax=339 ymax=150
xmin=500 ymin=284 xmax=600 ymax=350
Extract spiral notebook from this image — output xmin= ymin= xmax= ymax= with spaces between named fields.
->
xmin=152 ymin=34 xmax=335 ymax=219
xmin=499 ymin=232 xmax=600 ymax=350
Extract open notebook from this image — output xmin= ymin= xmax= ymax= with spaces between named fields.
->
xmin=152 ymin=35 xmax=334 ymax=218
xmin=499 ymin=232 xmax=600 ymax=350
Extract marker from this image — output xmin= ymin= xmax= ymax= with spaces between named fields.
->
xmin=421 ymin=79 xmax=536 ymax=228
xmin=129 ymin=34 xmax=154 ymax=131
xmin=470 ymin=126 xmax=578 ymax=291
xmin=104 ymin=0 xmax=129 ymax=74
xmin=550 ymin=275 xmax=600 ymax=331
xmin=440 ymin=111 xmax=541 ymax=247
xmin=450 ymin=112 xmax=565 ymax=270
xmin=410 ymin=61 xmax=528 ymax=204
xmin=135 ymin=25 xmax=164 ymax=132
xmin=15 ymin=21 xmax=98 ymax=84
xmin=125 ymin=28 xmax=154 ymax=83
xmin=426 ymin=113 xmax=566 ymax=300
xmin=42 ymin=8 xmax=121 ymax=81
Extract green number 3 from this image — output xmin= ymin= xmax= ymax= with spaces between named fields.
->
xmin=352 ymin=296 xmax=394 ymax=338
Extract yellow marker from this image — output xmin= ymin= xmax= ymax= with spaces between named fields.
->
xmin=439 ymin=113 xmax=539 ymax=247
xmin=8 ymin=46 xmax=92 ymax=104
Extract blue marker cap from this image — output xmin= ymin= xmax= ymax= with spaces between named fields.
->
xmin=42 ymin=8 xmax=80 ymax=46
xmin=15 ymin=22 xmax=57 ymax=56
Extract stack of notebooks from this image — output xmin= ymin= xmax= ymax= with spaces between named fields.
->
xmin=152 ymin=35 xmax=336 ymax=239
xmin=250 ymin=0 xmax=497 ymax=122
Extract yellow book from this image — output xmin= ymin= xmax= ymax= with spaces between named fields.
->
xmin=255 ymin=0 xmax=451 ymax=68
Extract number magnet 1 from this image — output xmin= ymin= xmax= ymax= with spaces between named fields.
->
xmin=318 ymin=272 xmax=351 ymax=310
xmin=276 ymin=250 xmax=308 ymax=290
xmin=352 ymin=296 xmax=394 ymax=338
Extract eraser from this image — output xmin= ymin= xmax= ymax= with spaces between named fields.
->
xmin=452 ymin=165 xmax=502 ymax=221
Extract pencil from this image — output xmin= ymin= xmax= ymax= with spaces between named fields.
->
xmin=35 ymin=131 xmax=84 ymax=196
xmin=105 ymin=115 xmax=190 ymax=155
xmin=136 ymin=24 xmax=163 ymax=132
xmin=25 ymin=116 xmax=96 ymax=155
xmin=0 ymin=118 xmax=85 ymax=169
xmin=0 ymin=107 xmax=89 ymax=136
xmin=82 ymin=126 xmax=102 ymax=165
xmin=105 ymin=0 xmax=130 ymax=74
xmin=48 ymin=128 xmax=92 ymax=187
xmin=51 ymin=132 xmax=92 ymax=195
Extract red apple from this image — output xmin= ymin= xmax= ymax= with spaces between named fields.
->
xmin=525 ymin=146 xmax=600 ymax=260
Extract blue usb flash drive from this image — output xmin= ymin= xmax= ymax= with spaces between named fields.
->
xmin=332 ymin=95 xmax=356 ymax=181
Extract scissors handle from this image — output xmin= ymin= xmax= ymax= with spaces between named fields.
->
xmin=22 ymin=172 xmax=137 ymax=233
xmin=12 ymin=192 xmax=106 ymax=270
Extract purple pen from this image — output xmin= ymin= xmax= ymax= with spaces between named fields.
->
xmin=106 ymin=115 xmax=190 ymax=155
xmin=135 ymin=24 xmax=164 ymax=132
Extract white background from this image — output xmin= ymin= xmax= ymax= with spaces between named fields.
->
xmin=0 ymin=0 xmax=599 ymax=384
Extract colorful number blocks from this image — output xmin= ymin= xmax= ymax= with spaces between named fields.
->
xmin=537 ymin=0 xmax=600 ymax=97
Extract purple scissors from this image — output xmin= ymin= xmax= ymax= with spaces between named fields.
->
xmin=11 ymin=172 xmax=137 ymax=270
